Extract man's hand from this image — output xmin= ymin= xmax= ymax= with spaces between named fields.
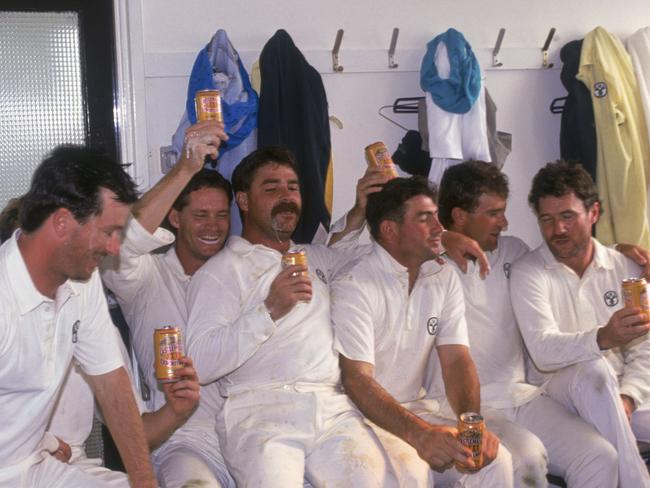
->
xmin=597 ymin=307 xmax=650 ymax=349
xmin=264 ymin=265 xmax=312 ymax=320
xmin=410 ymin=424 xmax=473 ymax=473
xmin=440 ymin=230 xmax=490 ymax=278
xmin=162 ymin=357 xmax=200 ymax=421
xmin=179 ymin=120 xmax=228 ymax=173
xmin=616 ymin=243 xmax=650 ymax=280
xmin=51 ymin=437 xmax=72 ymax=463
xmin=480 ymin=429 xmax=500 ymax=468
xmin=354 ymin=166 xmax=392 ymax=214
xmin=621 ymin=394 xmax=636 ymax=423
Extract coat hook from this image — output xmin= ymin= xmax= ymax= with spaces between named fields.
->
xmin=332 ymin=29 xmax=344 ymax=72
xmin=492 ymin=28 xmax=505 ymax=67
xmin=388 ymin=28 xmax=399 ymax=69
xmin=542 ymin=27 xmax=556 ymax=69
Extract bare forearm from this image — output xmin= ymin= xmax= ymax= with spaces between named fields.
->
xmin=90 ymin=368 xmax=156 ymax=487
xmin=343 ymin=368 xmax=427 ymax=446
xmin=132 ymin=162 xmax=196 ymax=233
xmin=442 ymin=354 xmax=480 ymax=415
xmin=142 ymin=404 xmax=187 ymax=451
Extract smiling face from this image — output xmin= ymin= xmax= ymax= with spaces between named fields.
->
xmin=60 ymin=188 xmax=130 ymax=280
xmin=537 ymin=192 xmax=598 ymax=264
xmin=237 ymin=162 xmax=302 ymax=244
xmin=169 ymin=186 xmax=230 ymax=274
xmin=457 ymin=192 xmax=508 ymax=252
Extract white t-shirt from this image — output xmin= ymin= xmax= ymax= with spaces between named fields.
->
xmin=331 ymin=242 xmax=469 ymax=405
xmin=511 ymin=238 xmax=650 ymax=407
xmin=186 ymin=236 xmax=353 ymax=397
xmin=0 ymin=234 xmax=123 ymax=466
xmin=447 ymin=236 xmax=539 ymax=409
xmin=101 ymin=217 xmax=222 ymax=430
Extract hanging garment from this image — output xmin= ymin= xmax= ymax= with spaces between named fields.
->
xmin=258 ymin=29 xmax=331 ymax=243
xmin=171 ymin=29 xmax=258 ymax=236
xmin=420 ymin=28 xmax=481 ymax=114
xmin=577 ymin=26 xmax=650 ymax=248
xmin=559 ymin=40 xmax=597 ymax=181
xmin=391 ymin=130 xmax=432 ymax=177
xmin=419 ymin=30 xmax=490 ymax=186
xmin=485 ymin=89 xmax=512 ymax=170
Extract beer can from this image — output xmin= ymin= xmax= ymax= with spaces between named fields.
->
xmin=281 ymin=250 xmax=308 ymax=277
xmin=364 ymin=141 xmax=398 ymax=178
xmin=194 ymin=89 xmax=223 ymax=123
xmin=456 ymin=412 xmax=484 ymax=471
xmin=622 ymin=277 xmax=650 ymax=320
xmin=154 ymin=326 xmax=184 ymax=383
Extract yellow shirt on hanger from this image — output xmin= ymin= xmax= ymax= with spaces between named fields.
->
xmin=577 ymin=26 xmax=650 ymax=249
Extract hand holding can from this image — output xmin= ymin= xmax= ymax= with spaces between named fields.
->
xmin=455 ymin=412 xmax=484 ymax=472
xmin=364 ymin=141 xmax=399 ymax=179
xmin=155 ymin=326 xmax=184 ymax=383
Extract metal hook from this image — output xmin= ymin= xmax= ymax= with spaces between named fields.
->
xmin=492 ymin=28 xmax=505 ymax=68
xmin=388 ymin=28 xmax=399 ymax=69
xmin=332 ymin=29 xmax=344 ymax=72
xmin=542 ymin=27 xmax=556 ymax=69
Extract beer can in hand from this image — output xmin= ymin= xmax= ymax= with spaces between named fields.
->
xmin=364 ymin=141 xmax=399 ymax=178
xmin=622 ymin=277 xmax=650 ymax=321
xmin=154 ymin=326 xmax=184 ymax=383
xmin=456 ymin=412 xmax=484 ymax=471
xmin=282 ymin=250 xmax=308 ymax=277
xmin=195 ymin=89 xmax=223 ymax=124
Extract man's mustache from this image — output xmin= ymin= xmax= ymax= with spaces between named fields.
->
xmin=271 ymin=201 xmax=300 ymax=217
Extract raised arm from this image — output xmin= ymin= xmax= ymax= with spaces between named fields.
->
xmin=87 ymin=367 xmax=156 ymax=487
xmin=133 ymin=120 xmax=227 ymax=233
xmin=328 ymin=166 xmax=389 ymax=246
xmin=339 ymin=356 xmax=473 ymax=472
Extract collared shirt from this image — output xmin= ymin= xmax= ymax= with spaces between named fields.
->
xmin=0 ymin=234 xmax=123 ymax=466
xmin=447 ymin=236 xmax=539 ymax=409
xmin=186 ymin=236 xmax=354 ymax=397
xmin=101 ymin=216 xmax=222 ymax=428
xmin=511 ymin=238 xmax=650 ymax=406
xmin=331 ymin=242 xmax=469 ymax=405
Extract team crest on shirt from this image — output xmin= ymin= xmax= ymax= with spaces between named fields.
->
xmin=503 ymin=262 xmax=512 ymax=279
xmin=427 ymin=317 xmax=439 ymax=336
xmin=603 ymin=290 xmax=619 ymax=307
xmin=594 ymin=82 xmax=608 ymax=98
xmin=72 ymin=320 xmax=80 ymax=343
xmin=316 ymin=268 xmax=327 ymax=284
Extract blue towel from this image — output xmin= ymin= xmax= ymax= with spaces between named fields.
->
xmin=183 ymin=29 xmax=258 ymax=156
xmin=420 ymin=28 xmax=481 ymax=114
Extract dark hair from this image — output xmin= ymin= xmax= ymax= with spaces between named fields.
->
xmin=172 ymin=169 xmax=233 ymax=212
xmin=438 ymin=160 xmax=509 ymax=228
xmin=20 ymin=145 xmax=139 ymax=232
xmin=232 ymin=146 xmax=299 ymax=194
xmin=366 ymin=176 xmax=438 ymax=241
xmin=0 ymin=196 xmax=23 ymax=243
xmin=528 ymin=160 xmax=600 ymax=214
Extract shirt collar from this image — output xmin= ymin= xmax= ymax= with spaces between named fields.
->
xmin=164 ymin=245 xmax=191 ymax=283
xmin=227 ymin=235 xmax=295 ymax=259
xmin=5 ymin=233 xmax=78 ymax=315
xmin=540 ymin=237 xmax=614 ymax=271
xmin=372 ymin=241 xmax=444 ymax=281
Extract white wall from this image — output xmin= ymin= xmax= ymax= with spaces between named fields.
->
xmin=132 ymin=0 xmax=650 ymax=247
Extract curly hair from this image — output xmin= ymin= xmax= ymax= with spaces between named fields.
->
xmin=528 ymin=160 xmax=600 ymax=214
xmin=438 ymin=160 xmax=509 ymax=228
